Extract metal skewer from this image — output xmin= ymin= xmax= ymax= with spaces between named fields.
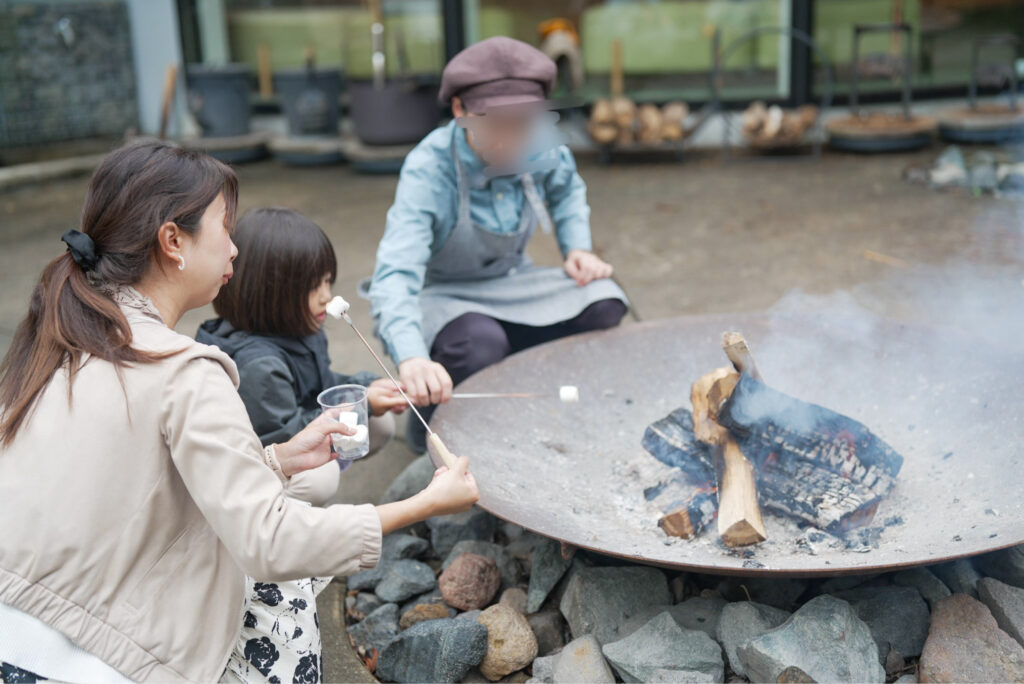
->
xmin=327 ymin=298 xmax=457 ymax=468
xmin=453 ymin=392 xmax=547 ymax=399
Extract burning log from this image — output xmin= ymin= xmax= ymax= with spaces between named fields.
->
xmin=641 ymin=331 xmax=905 ymax=544
xmin=718 ymin=374 xmax=903 ymax=532
xmin=659 ymin=489 xmax=718 ymax=539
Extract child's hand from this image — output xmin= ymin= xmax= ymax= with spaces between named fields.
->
xmin=368 ymin=378 xmax=408 ymax=416
xmin=564 ymin=249 xmax=613 ymax=287
xmin=421 ymin=456 xmax=479 ymax=516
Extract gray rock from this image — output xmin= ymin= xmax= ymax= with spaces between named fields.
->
xmin=892 ymin=566 xmax=951 ymax=610
xmin=443 ymin=540 xmax=522 ymax=590
xmin=716 ymin=576 xmax=808 ymax=610
xmin=648 ymin=668 xmax=718 ymax=683
xmin=381 ymin=533 xmax=431 ymax=560
xmin=978 ymin=577 xmax=1024 ymax=647
xmin=931 ymin=558 xmax=982 ymax=597
xmin=353 ymin=591 xmax=383 ymax=618
xmin=427 ymin=507 xmax=498 ymax=558
xmin=977 ymin=544 xmax=1024 ymax=589
xmin=347 ymin=602 xmax=400 ymax=654
xmin=969 ymin=151 xmax=999 ymax=193
xmin=502 ymin=522 xmax=526 ymax=542
xmin=832 ymin=585 xmax=930 ymax=661
xmin=619 ymin=596 xmax=727 ymax=640
xmin=820 ymin=574 xmax=879 ymax=594
xmin=737 ymin=595 xmax=885 ymax=683
xmin=602 ymin=612 xmax=723 ymax=683
xmin=507 ymin=532 xmax=540 ymax=563
xmin=375 ymin=559 xmax=438 ymax=603
xmin=500 ymin=587 xmax=529 ymax=614
xmin=527 ymin=537 xmax=574 ymax=614
xmin=559 ymin=564 xmax=671 ymax=645
xmin=529 ymin=654 xmax=557 ymax=683
xmin=893 ymin=675 xmax=916 ymax=684
xmin=457 ymin=609 xmax=483 ymax=621
xmin=377 ymin=617 xmax=488 ymax=683
xmin=551 ymin=634 xmax=615 ymax=683
xmin=381 ymin=455 xmax=436 ymax=504
xmin=527 ymin=609 xmax=566 ymax=656
xmin=348 ymin=563 xmax=388 ymax=592
xmin=929 ymin=145 xmax=968 ymax=188
xmin=716 ymin=601 xmax=791 ymax=677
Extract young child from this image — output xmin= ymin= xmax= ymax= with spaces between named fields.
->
xmin=198 ymin=207 xmax=406 ymax=505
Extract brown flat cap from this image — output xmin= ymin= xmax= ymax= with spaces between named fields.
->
xmin=439 ymin=36 xmax=556 ymax=112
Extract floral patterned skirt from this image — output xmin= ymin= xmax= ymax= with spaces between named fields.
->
xmin=221 ymin=576 xmax=331 ymax=684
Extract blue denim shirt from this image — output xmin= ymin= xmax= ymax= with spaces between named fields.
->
xmin=369 ymin=120 xmax=594 ymax=364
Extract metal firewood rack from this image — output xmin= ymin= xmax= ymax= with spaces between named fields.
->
xmin=712 ymin=26 xmax=834 ymax=160
xmin=939 ymin=34 xmax=1023 ymax=144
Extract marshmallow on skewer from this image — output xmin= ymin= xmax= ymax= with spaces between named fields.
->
xmin=559 ymin=385 xmax=580 ymax=403
xmin=326 ymin=296 xmax=351 ymax=319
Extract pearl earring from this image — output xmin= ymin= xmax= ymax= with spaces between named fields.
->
xmin=177 ymin=256 xmax=186 ymax=271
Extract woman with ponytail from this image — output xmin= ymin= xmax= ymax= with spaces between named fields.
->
xmin=0 ymin=140 xmax=478 ymax=683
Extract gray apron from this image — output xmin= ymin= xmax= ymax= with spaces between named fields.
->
xmin=415 ymin=134 xmax=628 ymax=351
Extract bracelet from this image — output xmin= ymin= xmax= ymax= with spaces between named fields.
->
xmin=263 ymin=445 xmax=288 ymax=485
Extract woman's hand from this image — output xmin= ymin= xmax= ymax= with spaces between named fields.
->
xmin=273 ymin=414 xmax=354 ymax=478
xmin=368 ymin=378 xmax=408 ymax=416
xmin=564 ymin=249 xmax=614 ymax=287
xmin=375 ymin=455 xmax=479 ymax=534
xmin=420 ymin=457 xmax=479 ymax=516
xmin=398 ymin=357 xmax=453 ymax=406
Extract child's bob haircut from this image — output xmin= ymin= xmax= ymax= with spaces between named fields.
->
xmin=214 ymin=207 xmax=336 ymax=337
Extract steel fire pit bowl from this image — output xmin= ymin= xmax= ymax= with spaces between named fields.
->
xmin=431 ymin=312 xmax=1024 ymax=576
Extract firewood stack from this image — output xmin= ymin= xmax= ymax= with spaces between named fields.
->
xmin=741 ymin=101 xmax=819 ymax=148
xmin=642 ymin=332 xmax=904 ymax=547
xmin=588 ymin=98 xmax=691 ymax=147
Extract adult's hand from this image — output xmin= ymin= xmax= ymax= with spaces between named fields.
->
xmin=273 ymin=414 xmax=354 ymax=478
xmin=368 ymin=378 xmax=408 ymax=416
xmin=376 ymin=456 xmax=479 ymax=534
xmin=398 ymin=356 xmax=453 ymax=406
xmin=564 ymin=249 xmax=614 ymax=287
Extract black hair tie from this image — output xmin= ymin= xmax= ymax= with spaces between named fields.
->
xmin=61 ymin=229 xmax=99 ymax=271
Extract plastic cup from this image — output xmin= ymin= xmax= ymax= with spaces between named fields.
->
xmin=317 ymin=384 xmax=370 ymax=461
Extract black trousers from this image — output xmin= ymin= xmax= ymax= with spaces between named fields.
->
xmin=430 ymin=299 xmax=628 ymax=386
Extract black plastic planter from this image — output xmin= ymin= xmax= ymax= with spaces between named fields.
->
xmin=348 ymin=78 xmax=440 ymax=146
xmin=186 ymin=64 xmax=253 ymax=138
xmin=274 ymin=68 xmax=344 ymax=137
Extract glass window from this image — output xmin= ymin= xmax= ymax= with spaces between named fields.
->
xmin=467 ymin=0 xmax=794 ymax=104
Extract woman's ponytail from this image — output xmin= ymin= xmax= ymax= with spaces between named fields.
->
xmin=0 ymin=140 xmax=237 ymax=445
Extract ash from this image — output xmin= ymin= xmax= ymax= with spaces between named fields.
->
xmin=612 ymin=451 xmax=905 ymax=565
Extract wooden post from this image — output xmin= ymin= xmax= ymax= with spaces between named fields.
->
xmin=158 ymin=64 xmax=178 ymax=140
xmin=610 ymin=39 xmax=624 ymax=99
xmin=257 ymin=43 xmax=273 ymax=99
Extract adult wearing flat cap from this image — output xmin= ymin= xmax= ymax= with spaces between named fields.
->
xmin=368 ymin=36 xmax=628 ymax=451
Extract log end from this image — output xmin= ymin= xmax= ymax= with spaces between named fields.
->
xmin=720 ymin=518 xmax=768 ymax=547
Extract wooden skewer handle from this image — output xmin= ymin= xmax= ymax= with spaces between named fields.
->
xmin=428 ymin=433 xmax=458 ymax=470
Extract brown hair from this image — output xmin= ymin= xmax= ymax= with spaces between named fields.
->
xmin=213 ymin=208 xmax=337 ymax=338
xmin=0 ymin=139 xmax=238 ymax=444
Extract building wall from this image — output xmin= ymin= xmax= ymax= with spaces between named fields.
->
xmin=0 ymin=0 xmax=138 ymax=148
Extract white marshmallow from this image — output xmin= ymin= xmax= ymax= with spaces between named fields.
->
xmin=333 ymin=424 xmax=369 ymax=451
xmin=559 ymin=385 xmax=580 ymax=403
xmin=326 ymin=296 xmax=351 ymax=319
xmin=336 ymin=410 xmax=359 ymax=428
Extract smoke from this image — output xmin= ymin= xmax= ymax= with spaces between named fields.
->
xmin=741 ymin=192 xmax=1024 ymax=471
